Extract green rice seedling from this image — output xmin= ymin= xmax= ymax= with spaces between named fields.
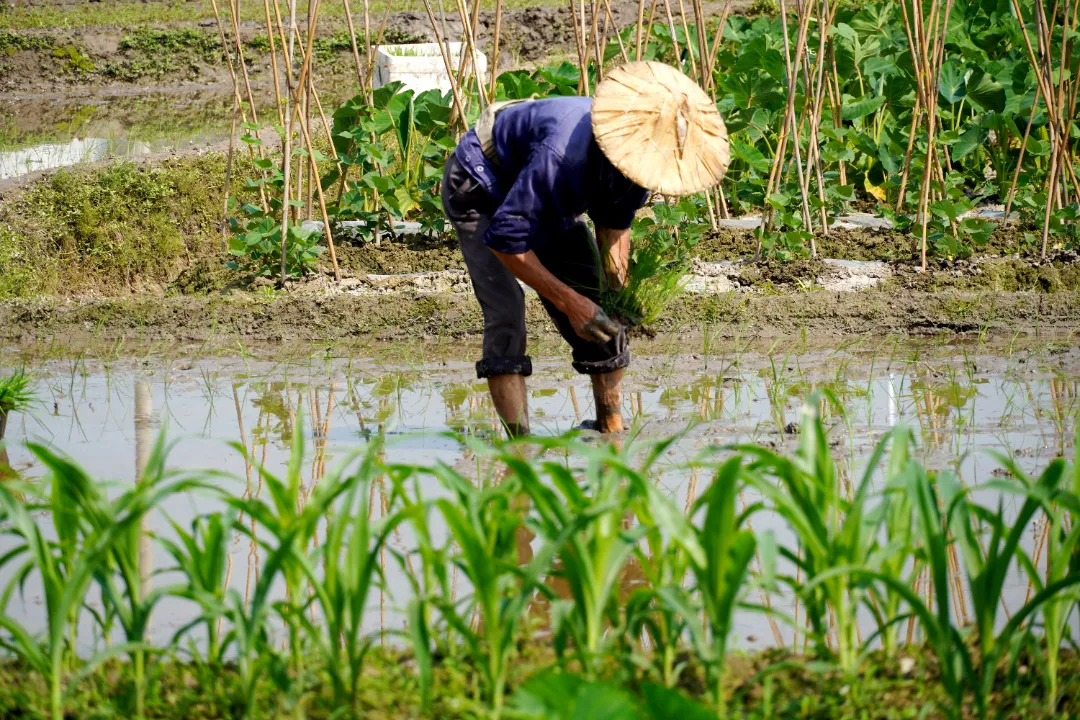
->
xmin=511 ymin=436 xmax=666 ymax=676
xmin=0 ymin=366 xmax=36 ymax=441
xmin=737 ymin=393 xmax=887 ymax=674
xmin=0 ymin=437 xmax=212 ymax=720
xmin=597 ymin=200 xmax=703 ymax=327
xmin=644 ymin=453 xmax=759 ymax=717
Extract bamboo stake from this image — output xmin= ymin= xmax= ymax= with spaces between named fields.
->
xmin=209 ymin=0 xmax=269 ymax=211
xmin=221 ymin=95 xmax=239 ymax=253
xmin=569 ymin=0 xmax=590 ymax=94
xmin=343 ymin=0 xmax=368 ymax=93
xmin=635 ymin=0 xmax=647 ymax=60
xmin=602 ymin=0 xmax=631 ymax=64
xmin=895 ymin=95 xmax=921 ymax=212
xmin=1003 ymin=91 xmax=1041 ymax=219
xmin=262 ymin=0 xmax=286 ymax=126
xmin=704 ymin=0 xmax=733 ymax=94
xmin=642 ymin=0 xmax=660 ymax=60
xmin=660 ymin=0 xmax=684 ymax=76
xmin=675 ymin=0 xmax=699 ymax=81
xmin=489 ymin=0 xmax=504 ymax=96
xmin=420 ymin=0 xmax=468 ymax=127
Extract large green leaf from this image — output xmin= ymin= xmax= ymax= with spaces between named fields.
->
xmin=511 ymin=672 xmax=642 ymax=720
xmin=841 ymin=94 xmax=886 ymax=121
xmin=965 ymin=68 xmax=1006 ymax=113
xmin=640 ymin=684 xmax=715 ymax=720
xmin=951 ymin=121 xmax=987 ymax=160
xmin=730 ymin=138 xmax=771 ymax=173
xmin=938 ymin=60 xmax=966 ymax=104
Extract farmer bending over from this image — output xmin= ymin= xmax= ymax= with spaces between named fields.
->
xmin=442 ymin=62 xmax=729 ymax=436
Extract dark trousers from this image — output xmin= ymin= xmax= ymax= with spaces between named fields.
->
xmin=442 ymin=154 xmax=630 ymax=379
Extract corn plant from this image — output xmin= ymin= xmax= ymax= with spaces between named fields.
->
xmin=947 ymin=449 xmax=1080 ymax=719
xmin=737 ymin=395 xmax=885 ymax=674
xmin=412 ymin=441 xmax=582 ymax=719
xmin=0 ymin=438 xmax=211 ymax=720
xmin=160 ymin=511 xmax=234 ymax=667
xmin=510 ymin=437 xmax=665 ymax=676
xmin=295 ymin=443 xmax=406 ymax=714
xmin=221 ymin=414 xmax=368 ymax=717
xmin=646 ymin=454 xmax=758 ymax=716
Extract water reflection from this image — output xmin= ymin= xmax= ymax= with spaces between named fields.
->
xmin=0 ymin=344 xmax=1076 ymax=652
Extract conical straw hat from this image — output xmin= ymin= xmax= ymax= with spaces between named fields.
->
xmin=592 ymin=61 xmax=730 ymax=196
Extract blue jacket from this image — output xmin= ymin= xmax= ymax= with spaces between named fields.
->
xmin=453 ymin=96 xmax=649 ymax=255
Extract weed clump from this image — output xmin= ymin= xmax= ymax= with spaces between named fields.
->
xmin=0 ymin=155 xmax=248 ymax=299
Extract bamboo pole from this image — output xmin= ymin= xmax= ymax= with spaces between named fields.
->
xmin=343 ymin=0 xmax=368 ymax=93
xmin=704 ymin=0 xmax=733 ymax=95
xmin=209 ymin=0 xmax=269 ymax=211
xmin=262 ymin=0 xmax=286 ymax=125
xmin=569 ymin=0 xmax=590 ymax=94
xmin=642 ymin=0 xmax=660 ymax=60
xmin=603 ymin=0 xmax=631 ymax=64
xmin=420 ymin=0 xmax=468 ymax=127
xmin=635 ymin=0 xmax=646 ymax=60
xmin=221 ymin=98 xmax=239 ymax=252
xmin=489 ymin=0 xmax=504 ymax=96
xmin=674 ymin=0 xmax=699 ymax=81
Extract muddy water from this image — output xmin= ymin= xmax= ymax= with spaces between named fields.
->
xmin=0 ymin=340 xmax=1077 ymax=653
xmin=0 ymin=87 xmax=324 ymax=179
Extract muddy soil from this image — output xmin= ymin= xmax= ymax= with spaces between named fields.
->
xmin=1 ymin=0 xmax=754 ymax=96
xmin=694 ymin=224 xmax=1047 ymax=262
xmin=2 ymin=283 xmax=1079 ymax=344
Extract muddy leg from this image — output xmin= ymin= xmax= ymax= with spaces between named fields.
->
xmin=590 ymin=369 xmax=624 ymax=434
xmin=489 ymin=374 xmax=529 ymax=437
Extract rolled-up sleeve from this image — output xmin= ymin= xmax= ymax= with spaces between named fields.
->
xmin=484 ymin=147 xmax=565 ymax=255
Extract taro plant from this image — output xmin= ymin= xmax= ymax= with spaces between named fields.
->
xmin=325 ymin=83 xmax=455 ymax=241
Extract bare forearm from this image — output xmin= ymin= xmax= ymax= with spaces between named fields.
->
xmin=490 ymin=248 xmax=577 ymax=312
xmin=596 ymin=226 xmax=631 ymax=290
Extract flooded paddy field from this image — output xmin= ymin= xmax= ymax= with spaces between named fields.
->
xmin=1 ymin=337 xmax=1076 ymax=654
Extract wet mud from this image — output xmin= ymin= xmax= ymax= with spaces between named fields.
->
xmin=2 ymin=284 xmax=1079 ymax=344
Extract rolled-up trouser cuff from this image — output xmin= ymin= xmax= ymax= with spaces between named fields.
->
xmin=476 ymin=356 xmax=533 ymax=379
xmin=571 ymin=346 xmax=631 ymax=375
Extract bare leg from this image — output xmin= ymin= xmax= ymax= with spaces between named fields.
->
xmin=590 ymin=369 xmax=624 ymax=434
xmin=488 ymin=374 xmax=529 ymax=437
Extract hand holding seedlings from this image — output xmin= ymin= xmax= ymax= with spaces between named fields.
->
xmin=573 ymin=301 xmax=622 ymax=343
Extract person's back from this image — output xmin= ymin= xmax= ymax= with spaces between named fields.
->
xmin=441 ymin=62 xmax=730 ymax=437
xmin=453 ymin=96 xmax=647 ymax=255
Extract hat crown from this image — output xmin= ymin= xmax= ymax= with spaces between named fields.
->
xmin=591 ymin=61 xmax=730 ymax=197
